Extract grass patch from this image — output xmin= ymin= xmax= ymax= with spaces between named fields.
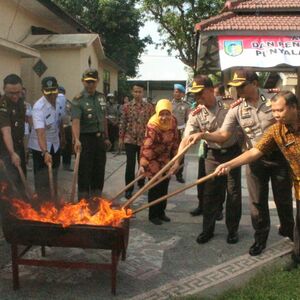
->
xmin=181 ymin=266 xmax=300 ymax=300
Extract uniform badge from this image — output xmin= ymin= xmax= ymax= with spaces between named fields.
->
xmin=14 ymin=121 xmax=18 ymax=127
xmin=88 ymin=114 xmax=92 ymax=119
xmin=244 ymin=127 xmax=252 ymax=133
xmin=12 ymin=109 xmax=16 ymax=115
xmin=86 ymin=103 xmax=90 ymax=106
xmin=266 ymin=100 xmax=271 ymax=107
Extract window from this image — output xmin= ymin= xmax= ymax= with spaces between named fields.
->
xmin=103 ymin=70 xmax=110 ymax=95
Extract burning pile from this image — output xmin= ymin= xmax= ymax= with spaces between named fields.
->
xmin=10 ymin=198 xmax=132 ymax=227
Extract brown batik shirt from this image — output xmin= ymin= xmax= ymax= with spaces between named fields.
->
xmin=119 ymin=100 xmax=154 ymax=146
xmin=255 ymin=120 xmax=300 ymax=200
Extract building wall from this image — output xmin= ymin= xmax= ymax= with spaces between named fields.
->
xmin=0 ymin=0 xmax=67 ymax=43
xmin=0 ymin=48 xmax=21 ymax=92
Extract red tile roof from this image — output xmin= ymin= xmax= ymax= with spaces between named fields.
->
xmin=229 ymin=0 xmax=300 ymax=11
xmin=199 ymin=14 xmax=300 ymax=32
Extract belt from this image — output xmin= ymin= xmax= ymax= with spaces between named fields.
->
xmin=80 ymin=132 xmax=104 ymax=138
xmin=207 ymin=144 xmax=239 ymax=154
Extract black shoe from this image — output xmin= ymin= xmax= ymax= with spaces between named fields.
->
xmin=160 ymin=215 xmax=171 ymax=222
xmin=125 ymin=191 xmax=132 ymax=199
xmin=249 ymin=242 xmax=266 ymax=256
xmin=216 ymin=211 xmax=223 ymax=221
xmin=176 ymin=176 xmax=185 ymax=183
xmin=149 ymin=217 xmax=163 ymax=225
xmin=190 ymin=207 xmax=203 ymax=216
xmin=227 ymin=232 xmax=239 ymax=244
xmin=196 ymin=232 xmax=214 ymax=244
xmin=278 ymin=227 xmax=294 ymax=241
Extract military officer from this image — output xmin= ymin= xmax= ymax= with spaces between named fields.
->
xmin=29 ymin=76 xmax=65 ymax=202
xmin=187 ymin=70 xmax=294 ymax=256
xmin=72 ymin=68 xmax=111 ymax=200
xmin=171 ymin=75 xmax=242 ymax=244
xmin=0 ymin=74 xmax=26 ymax=197
xmin=172 ymin=83 xmax=190 ymax=183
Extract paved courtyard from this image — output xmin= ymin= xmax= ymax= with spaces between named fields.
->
xmin=0 ymin=147 xmax=294 ymax=299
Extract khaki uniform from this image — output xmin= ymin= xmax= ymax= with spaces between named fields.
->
xmin=0 ymin=95 xmax=26 ymax=196
xmin=221 ymin=89 xmax=294 ymax=243
xmin=72 ymin=90 xmax=107 ymax=199
xmin=185 ymin=96 xmax=242 ymax=236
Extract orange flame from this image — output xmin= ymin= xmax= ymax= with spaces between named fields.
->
xmin=11 ymin=198 xmax=132 ymax=227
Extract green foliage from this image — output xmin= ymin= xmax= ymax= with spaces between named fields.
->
xmin=54 ymin=0 xmax=151 ymax=77
xmin=140 ymin=0 xmax=225 ymax=71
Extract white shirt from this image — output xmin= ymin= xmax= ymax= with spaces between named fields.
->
xmin=24 ymin=101 xmax=32 ymax=135
xmin=28 ymin=95 xmax=65 ymax=153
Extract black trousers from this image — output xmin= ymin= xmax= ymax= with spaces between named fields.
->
xmin=246 ymin=150 xmax=294 ymax=244
xmin=61 ymin=126 xmax=72 ymax=167
xmin=78 ymin=133 xmax=106 ymax=200
xmin=148 ymin=178 xmax=169 ymax=219
xmin=293 ymin=200 xmax=300 ymax=262
xmin=1 ymin=146 xmax=26 ymax=198
xmin=125 ymin=143 xmax=145 ymax=193
xmin=108 ymin=122 xmax=118 ymax=151
xmin=32 ymin=146 xmax=60 ymax=202
xmin=196 ymin=156 xmax=205 ymax=209
xmin=202 ymin=145 xmax=242 ymax=235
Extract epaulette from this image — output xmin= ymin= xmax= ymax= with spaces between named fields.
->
xmin=230 ymin=98 xmax=243 ymax=109
xmin=73 ymin=92 xmax=83 ymax=100
xmin=191 ymin=104 xmax=203 ymax=116
xmin=222 ymin=95 xmax=234 ymax=101
xmin=267 ymin=88 xmax=280 ymax=94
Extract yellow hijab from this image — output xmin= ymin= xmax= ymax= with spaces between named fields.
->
xmin=148 ymin=99 xmax=173 ymax=131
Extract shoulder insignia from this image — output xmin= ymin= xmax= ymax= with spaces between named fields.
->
xmin=73 ymin=93 xmax=83 ymax=100
xmin=191 ymin=105 xmax=203 ymax=116
xmin=222 ymin=95 xmax=234 ymax=101
xmin=267 ymin=88 xmax=280 ymax=94
xmin=230 ymin=98 xmax=243 ymax=109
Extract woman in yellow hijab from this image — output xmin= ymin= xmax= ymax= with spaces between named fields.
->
xmin=139 ymin=99 xmax=179 ymax=225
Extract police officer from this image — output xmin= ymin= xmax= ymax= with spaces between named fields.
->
xmin=72 ymin=68 xmax=111 ymax=200
xmin=106 ymin=93 xmax=119 ymax=152
xmin=172 ymin=76 xmax=242 ymax=244
xmin=29 ymin=76 xmax=65 ymax=202
xmin=187 ymin=70 xmax=294 ymax=255
xmin=0 ymin=74 xmax=26 ymax=197
xmin=172 ymin=83 xmax=190 ymax=183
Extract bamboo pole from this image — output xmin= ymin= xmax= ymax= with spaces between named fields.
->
xmin=70 ymin=152 xmax=80 ymax=203
xmin=122 ymin=143 xmax=193 ymax=209
xmin=47 ymin=163 xmax=55 ymax=200
xmin=17 ymin=165 xmax=35 ymax=201
xmin=132 ymin=173 xmax=215 ymax=214
xmin=112 ymin=174 xmax=144 ymax=200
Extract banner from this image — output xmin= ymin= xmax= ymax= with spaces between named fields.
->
xmin=218 ymin=35 xmax=300 ymax=70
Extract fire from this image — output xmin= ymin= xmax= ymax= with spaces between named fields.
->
xmin=11 ymin=198 xmax=132 ymax=227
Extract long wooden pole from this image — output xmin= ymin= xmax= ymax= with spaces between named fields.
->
xmin=112 ymin=174 xmax=144 ymax=200
xmin=122 ymin=143 xmax=193 ymax=209
xmin=70 ymin=152 xmax=80 ymax=203
xmin=17 ymin=165 xmax=35 ymax=201
xmin=47 ymin=163 xmax=55 ymax=200
xmin=132 ymin=173 xmax=215 ymax=214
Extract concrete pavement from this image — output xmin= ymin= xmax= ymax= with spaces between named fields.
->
xmin=0 ymin=148 xmax=294 ymax=299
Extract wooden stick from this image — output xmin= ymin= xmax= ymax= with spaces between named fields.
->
xmin=122 ymin=142 xmax=193 ymax=209
xmin=132 ymin=173 xmax=215 ymax=214
xmin=70 ymin=152 xmax=80 ymax=203
xmin=112 ymin=174 xmax=144 ymax=200
xmin=47 ymin=163 xmax=55 ymax=200
xmin=17 ymin=165 xmax=35 ymax=201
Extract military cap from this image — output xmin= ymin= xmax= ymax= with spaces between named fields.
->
xmin=82 ymin=68 xmax=99 ymax=81
xmin=58 ymin=86 xmax=65 ymax=94
xmin=174 ymin=83 xmax=185 ymax=93
xmin=41 ymin=76 xmax=58 ymax=95
xmin=228 ymin=69 xmax=258 ymax=87
xmin=189 ymin=75 xmax=213 ymax=94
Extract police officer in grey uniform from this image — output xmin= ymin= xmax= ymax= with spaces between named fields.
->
xmin=187 ymin=70 xmax=294 ymax=255
xmin=172 ymin=83 xmax=189 ymax=183
xmin=172 ymin=76 xmax=242 ymax=244
xmin=72 ymin=68 xmax=111 ymax=200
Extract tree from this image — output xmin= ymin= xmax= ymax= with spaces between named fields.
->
xmin=140 ymin=0 xmax=225 ymax=71
xmin=54 ymin=0 xmax=151 ymax=77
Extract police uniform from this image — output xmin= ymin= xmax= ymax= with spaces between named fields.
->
xmin=221 ymin=89 xmax=294 ymax=244
xmin=185 ymin=96 xmax=242 ymax=238
xmin=0 ymin=95 xmax=26 ymax=196
xmin=172 ymin=98 xmax=190 ymax=181
xmin=29 ymin=94 xmax=65 ymax=201
xmin=72 ymin=89 xmax=107 ymax=200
